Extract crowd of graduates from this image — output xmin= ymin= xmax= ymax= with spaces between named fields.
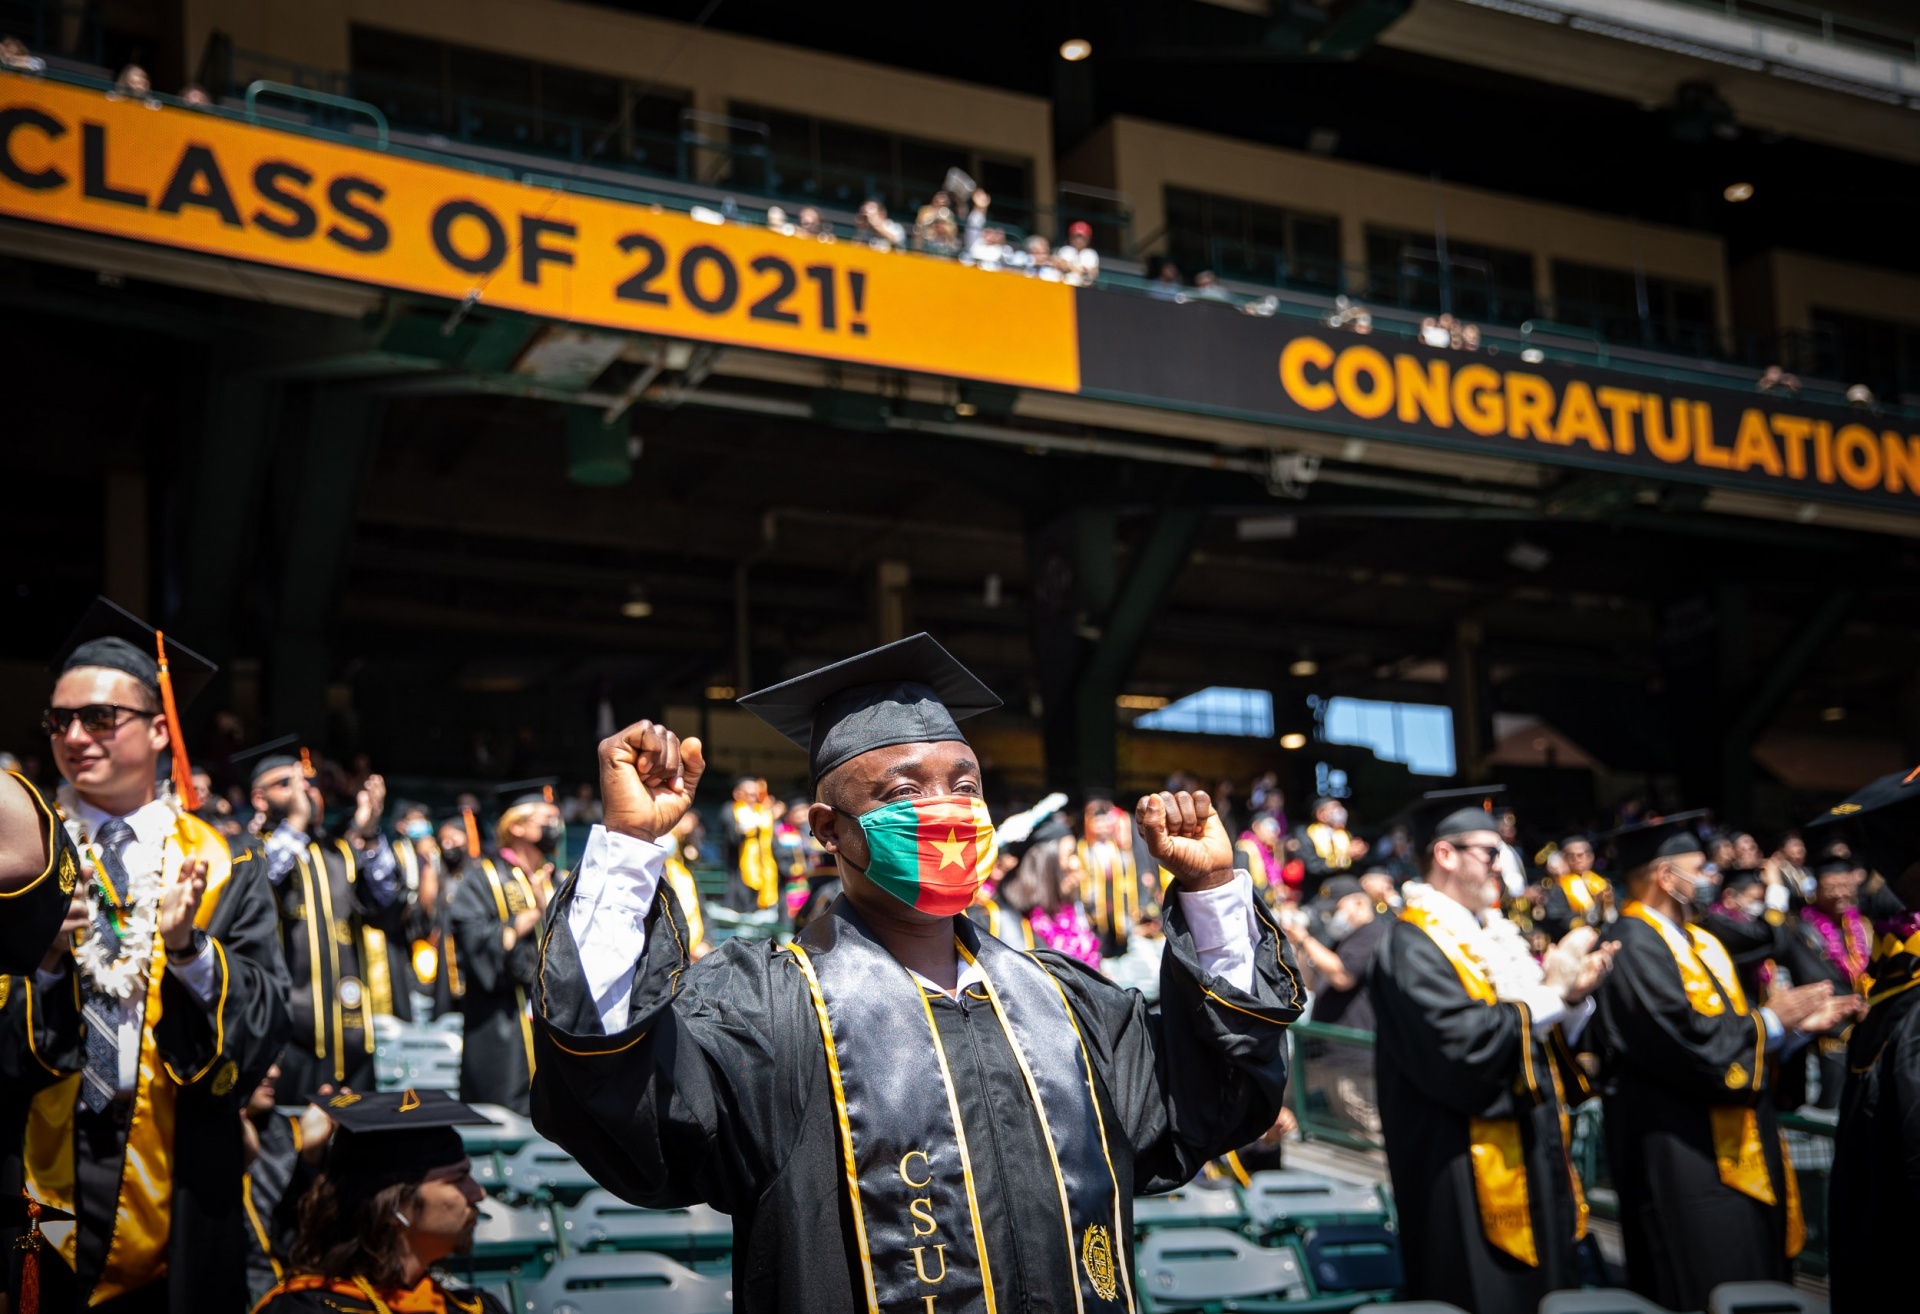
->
xmin=2 ymin=603 xmax=1917 ymax=1314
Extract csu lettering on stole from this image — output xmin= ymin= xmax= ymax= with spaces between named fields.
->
xmin=901 ymin=1149 xmax=947 ymax=1294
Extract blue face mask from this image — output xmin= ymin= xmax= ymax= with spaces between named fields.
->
xmin=404 ymin=820 xmax=433 ymax=840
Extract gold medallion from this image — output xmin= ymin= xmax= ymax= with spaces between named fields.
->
xmin=58 ymin=849 xmax=77 ymax=894
xmin=210 ymin=1058 xmax=239 ymax=1097
xmin=1081 ymin=1222 xmax=1118 ymax=1301
xmin=1724 ymin=1061 xmax=1749 ymax=1089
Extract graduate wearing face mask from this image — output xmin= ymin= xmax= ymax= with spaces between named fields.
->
xmin=1302 ymin=796 xmax=1358 ymax=895
xmin=530 ymin=634 xmax=1304 ymax=1314
xmin=446 ymin=784 xmax=561 ymax=1114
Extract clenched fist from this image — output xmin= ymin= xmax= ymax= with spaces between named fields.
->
xmin=599 ymin=721 xmax=706 ymax=844
xmin=1136 ymin=790 xmax=1235 ymax=892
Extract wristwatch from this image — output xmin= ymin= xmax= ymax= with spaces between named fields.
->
xmin=166 ymin=928 xmax=208 ymax=965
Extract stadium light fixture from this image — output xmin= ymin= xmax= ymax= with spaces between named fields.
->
xmin=1059 ymin=38 xmax=1093 ymax=61
xmin=1723 ymin=182 xmax=1754 ymax=202
xmin=1280 ymin=733 xmax=1308 ymax=750
xmin=1288 ymin=659 xmax=1319 ymax=677
xmin=1821 ymin=705 xmax=1846 ymax=722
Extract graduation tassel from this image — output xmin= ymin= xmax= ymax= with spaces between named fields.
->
xmin=154 ymin=631 xmax=201 ymax=811
xmin=462 ymin=806 xmax=482 ymax=859
xmin=17 ymin=1197 xmax=43 ymax=1314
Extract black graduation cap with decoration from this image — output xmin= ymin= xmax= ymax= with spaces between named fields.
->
xmin=316 ymin=1088 xmax=492 ymax=1182
xmin=495 ymin=777 xmax=560 ymax=810
xmin=230 ymin=734 xmax=304 ymax=788
xmin=1409 ymin=783 xmax=1508 ymax=850
xmin=737 ymin=632 xmax=1001 ymax=784
xmin=54 ymin=596 xmax=217 ymax=808
xmin=1605 ymin=811 xmax=1708 ymax=874
xmin=1807 ymin=766 xmax=1920 ymax=892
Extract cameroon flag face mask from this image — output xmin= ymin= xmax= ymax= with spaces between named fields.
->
xmin=835 ymin=794 xmax=997 ymax=916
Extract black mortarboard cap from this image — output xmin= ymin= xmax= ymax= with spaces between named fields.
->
xmin=1315 ymin=875 xmax=1364 ymax=906
xmin=1411 ymin=784 xmax=1507 ymax=849
xmin=737 ymin=633 xmax=1001 ymax=781
xmin=1722 ymin=866 xmax=1766 ymax=893
xmin=0 ymin=1193 xmax=73 ymax=1228
xmin=315 ymin=1088 xmax=491 ymax=1181
xmin=495 ymin=777 xmax=558 ymax=809
xmin=1606 ymin=811 xmax=1708 ymax=874
xmin=1004 ymin=810 xmax=1074 ymax=861
xmin=54 ymin=596 xmax=216 ymax=709
xmin=1806 ymin=768 xmax=1920 ymax=888
xmin=230 ymin=735 xmax=303 ymax=786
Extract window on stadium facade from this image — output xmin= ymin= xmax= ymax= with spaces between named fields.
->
xmin=350 ymin=26 xmax=690 ymax=176
xmin=1162 ymin=187 xmax=1341 ymax=292
xmin=1809 ymin=306 xmax=1920 ymax=402
xmin=1364 ymin=227 xmax=1535 ymax=328
xmin=1134 ymin=687 xmax=1275 ymax=738
xmin=1551 ymin=260 xmax=1716 ymax=356
xmin=730 ymin=102 xmax=1034 ymax=233
xmin=1315 ymin=696 xmax=1455 ymax=777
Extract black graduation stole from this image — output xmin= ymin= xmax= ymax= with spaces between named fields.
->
xmin=789 ymin=904 xmax=1131 ymax=1314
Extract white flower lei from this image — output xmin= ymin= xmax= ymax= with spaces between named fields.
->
xmin=57 ymin=785 xmax=173 ymax=1000
xmin=1402 ymin=881 xmax=1546 ymax=1000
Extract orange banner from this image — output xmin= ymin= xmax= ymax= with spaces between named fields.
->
xmin=0 ymin=74 xmax=1079 ymax=392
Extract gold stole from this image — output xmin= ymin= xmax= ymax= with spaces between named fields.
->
xmin=1079 ymin=841 xmax=1136 ymax=941
xmin=733 ymin=804 xmax=778 ymax=910
xmin=663 ymin=853 xmax=705 ymax=949
xmin=1622 ymin=902 xmax=1800 ymax=1252
xmin=479 ymin=859 xmax=538 ymax=1080
xmin=1306 ymin=823 xmax=1351 ymax=868
xmin=1558 ymin=874 xmax=1593 ymax=916
xmin=339 ymin=839 xmax=395 ymax=1021
xmin=1399 ymin=904 xmax=1551 ymax=1267
xmin=1235 ymin=839 xmax=1271 ymax=892
xmin=26 ymin=811 xmax=234 ymax=1302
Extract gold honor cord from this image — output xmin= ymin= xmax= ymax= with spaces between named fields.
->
xmin=480 ymin=861 xmax=539 ymax=1079
xmin=311 ymin=844 xmax=347 ymax=1082
xmin=914 ymin=986 xmax=998 ymax=1314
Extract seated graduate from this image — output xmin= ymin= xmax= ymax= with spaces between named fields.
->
xmin=531 ymin=633 xmax=1303 ymax=1313
xmin=254 ymin=1088 xmax=499 ymax=1314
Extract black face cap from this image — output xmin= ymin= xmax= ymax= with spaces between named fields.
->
xmin=53 ymin=596 xmax=216 ymax=709
xmin=1411 ymin=784 xmax=1507 ymax=850
xmin=737 ymin=633 xmax=1001 ymax=782
xmin=1807 ymin=768 xmax=1920 ymax=891
xmin=1606 ymin=811 xmax=1709 ymax=874
xmin=314 ymin=1088 xmax=492 ymax=1181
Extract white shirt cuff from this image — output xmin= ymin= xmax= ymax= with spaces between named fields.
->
xmin=1181 ymin=872 xmax=1260 ymax=995
xmin=566 ymin=825 xmax=674 ymax=1033
xmin=1559 ymin=995 xmax=1595 ymax=1045
xmin=165 ymin=937 xmax=222 ymax=1004
xmin=1516 ymin=986 xmax=1567 ymax=1034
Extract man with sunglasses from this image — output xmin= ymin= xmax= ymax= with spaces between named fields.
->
xmin=1371 ymin=787 xmax=1618 ymax=1314
xmin=2 ymin=599 xmax=290 ymax=1314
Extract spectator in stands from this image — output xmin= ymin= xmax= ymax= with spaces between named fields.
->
xmin=1192 ymin=270 xmax=1233 ymax=302
xmin=1757 ymin=363 xmax=1802 ymax=395
xmin=2 ymin=35 xmax=46 ymax=73
xmin=1301 ymin=795 xmax=1359 ymax=894
xmin=913 ymin=190 xmax=961 ymax=256
xmin=1020 ymin=234 xmax=1062 ymax=280
xmin=964 ymin=188 xmax=991 ymax=248
xmin=1058 ymin=221 xmax=1100 ymax=286
xmin=1149 ymin=260 xmax=1185 ymax=300
xmin=764 ymin=205 xmax=795 ymax=236
xmin=1420 ymin=315 xmax=1450 ymax=348
xmin=854 ymin=200 xmax=904 ymax=252
xmin=965 ymin=226 xmax=1014 ymax=271
xmin=181 ymin=83 xmax=213 ymax=108
xmin=796 ymin=206 xmax=832 ymax=241
xmin=110 ymin=62 xmax=160 ymax=109
xmin=1847 ymin=382 xmax=1878 ymax=411
xmin=1327 ymin=295 xmax=1373 ymax=334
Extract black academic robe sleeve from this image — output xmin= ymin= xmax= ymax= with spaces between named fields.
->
xmin=1039 ymin=886 xmax=1302 ymax=1195
xmin=1597 ymin=917 xmax=1767 ymax=1104
xmin=1373 ymin=920 xmax=1529 ymax=1117
xmin=448 ymin=866 xmax=538 ymax=994
xmin=0 ymin=774 xmax=78 ymax=976
xmin=152 ymin=849 xmax=292 ymax=1104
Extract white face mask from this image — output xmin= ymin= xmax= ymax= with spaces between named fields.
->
xmin=1327 ymin=912 xmax=1354 ymax=940
xmin=1325 ymin=807 xmax=1348 ymax=829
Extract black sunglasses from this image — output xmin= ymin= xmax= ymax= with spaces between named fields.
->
xmin=42 ymin=704 xmax=158 ymax=737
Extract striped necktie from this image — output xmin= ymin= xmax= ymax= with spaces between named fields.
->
xmin=79 ymin=818 xmax=138 ymax=1113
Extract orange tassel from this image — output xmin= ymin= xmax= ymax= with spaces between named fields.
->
xmin=154 ymin=631 xmax=200 ymax=811
xmin=19 ymin=1197 xmax=42 ymax=1314
xmin=299 ymin=747 xmax=316 ymax=778
xmin=463 ymin=807 xmax=482 ymax=859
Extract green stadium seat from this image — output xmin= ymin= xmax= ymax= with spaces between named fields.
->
xmin=560 ymin=1189 xmax=732 ymax=1263
xmin=1135 ymin=1227 xmax=1309 ymax=1310
xmin=1244 ymin=1169 xmax=1388 ymax=1232
xmin=1298 ymin=1220 xmax=1401 ymax=1295
xmin=522 ymin=1252 xmax=731 ymax=1314
xmin=1132 ymin=1182 xmax=1247 ymax=1233
xmin=460 ymin=1103 xmax=541 ymax=1157
xmin=1539 ymin=1291 xmax=1677 ymax=1313
xmin=470 ymin=1195 xmax=558 ymax=1264
xmin=501 ymin=1139 xmax=600 ymax=1203
xmin=1706 ymin=1282 xmax=1827 ymax=1314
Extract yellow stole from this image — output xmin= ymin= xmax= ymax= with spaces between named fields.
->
xmin=1079 ymin=840 xmax=1137 ymax=940
xmin=479 ymin=860 xmax=539 ymax=1081
xmin=1622 ymin=902 xmax=1801 ymax=1253
xmin=25 ymin=810 xmax=235 ymax=1302
xmin=663 ymin=852 xmax=705 ymax=950
xmin=733 ymin=803 xmax=778 ymax=910
xmin=1400 ymin=904 xmax=1550 ymax=1267
xmin=1306 ymin=823 xmax=1352 ymax=868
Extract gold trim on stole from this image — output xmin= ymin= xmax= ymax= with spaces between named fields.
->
xmin=479 ymin=860 xmax=537 ymax=1081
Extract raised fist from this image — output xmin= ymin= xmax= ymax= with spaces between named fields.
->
xmin=599 ymin=720 xmax=706 ymax=844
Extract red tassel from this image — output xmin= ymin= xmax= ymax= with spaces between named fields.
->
xmin=154 ymin=631 xmax=200 ymax=811
xmin=18 ymin=1198 xmax=42 ymax=1314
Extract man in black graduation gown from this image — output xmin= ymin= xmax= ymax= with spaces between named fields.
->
xmin=1 ymin=600 xmax=290 ymax=1314
xmin=1806 ymin=770 xmax=1920 ymax=1313
xmin=449 ymin=789 xmax=560 ymax=1113
xmin=1699 ymin=867 xmax=1785 ymax=1008
xmin=1371 ymin=790 xmax=1616 ymax=1314
xmin=1593 ymin=813 xmax=1861 ymax=1310
xmin=249 ymin=752 xmax=403 ymax=1096
xmin=531 ymin=633 xmax=1302 ymax=1313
